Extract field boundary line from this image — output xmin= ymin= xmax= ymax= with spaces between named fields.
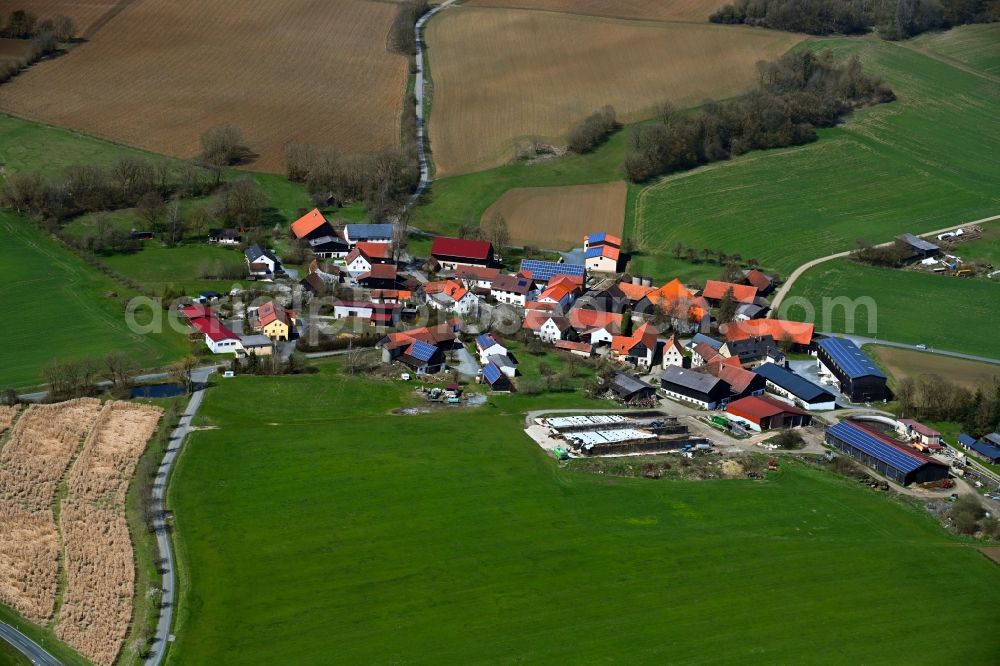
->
xmin=893 ymin=40 xmax=1000 ymax=85
xmin=81 ymin=0 xmax=141 ymax=41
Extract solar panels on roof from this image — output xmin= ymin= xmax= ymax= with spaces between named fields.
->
xmin=483 ymin=362 xmax=503 ymax=384
xmin=476 ymin=333 xmax=498 ymax=350
xmin=827 ymin=422 xmax=924 ymax=473
xmin=519 ymin=259 xmax=585 ymax=282
xmin=818 ymin=338 xmax=885 ymax=380
xmin=408 ymin=340 xmax=437 ymax=363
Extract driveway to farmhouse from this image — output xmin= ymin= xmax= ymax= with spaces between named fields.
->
xmin=451 ymin=346 xmax=480 ymax=378
xmin=769 ymin=213 xmax=1000 ymax=316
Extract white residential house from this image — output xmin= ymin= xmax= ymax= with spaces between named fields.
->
xmin=491 ymin=274 xmax=535 ymax=307
xmin=476 ymin=334 xmax=508 ymax=365
xmin=662 ymin=336 xmax=686 ymax=369
xmin=539 ymin=317 xmax=573 ymax=343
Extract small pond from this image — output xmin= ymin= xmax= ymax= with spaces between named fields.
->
xmin=131 ymin=383 xmax=186 ymax=399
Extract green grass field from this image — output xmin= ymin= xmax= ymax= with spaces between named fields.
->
xmin=167 ymin=368 xmax=1000 ymax=664
xmin=631 ymin=34 xmax=999 ymax=277
xmin=100 ymin=243 xmax=249 ymax=296
xmin=784 ymin=259 xmax=999 ymax=355
xmin=0 ymin=213 xmax=189 ymax=389
xmin=0 ymin=640 xmax=29 ymax=666
xmin=908 ymin=23 xmax=1000 ymax=76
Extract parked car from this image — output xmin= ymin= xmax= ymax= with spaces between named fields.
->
xmin=915 ymin=344 xmax=928 ymax=350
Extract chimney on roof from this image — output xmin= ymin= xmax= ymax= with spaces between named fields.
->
xmin=632 ymin=276 xmax=641 ymax=285
xmin=642 ymin=278 xmax=652 ymax=287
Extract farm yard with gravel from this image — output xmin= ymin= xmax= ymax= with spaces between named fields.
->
xmin=482 ymin=181 xmax=627 ymax=248
xmin=0 ymin=399 xmax=161 ymax=665
xmin=0 ymin=0 xmax=409 ymax=172
xmin=425 ymin=7 xmax=803 ymax=175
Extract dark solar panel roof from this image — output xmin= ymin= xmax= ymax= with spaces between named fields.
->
xmin=483 ymin=362 xmax=503 ymax=384
xmin=476 ymin=333 xmax=498 ymax=350
xmin=897 ymin=233 xmax=939 ymax=252
xmin=818 ymin=337 xmax=885 ymax=380
xmin=828 ymin=422 xmax=924 ymax=473
xmin=756 ymin=363 xmax=835 ymax=403
xmin=408 ymin=340 xmax=437 ymax=363
xmin=519 ymin=259 xmax=585 ymax=282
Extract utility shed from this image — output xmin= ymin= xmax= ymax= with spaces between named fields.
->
xmin=726 ymin=395 xmax=812 ymax=431
xmin=816 ymin=337 xmax=888 ymax=403
xmin=894 ymin=233 xmax=940 ymax=263
xmin=609 ymin=373 xmax=658 ymax=405
xmin=825 ymin=421 xmax=949 ymax=485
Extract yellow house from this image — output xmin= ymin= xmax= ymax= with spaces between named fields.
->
xmin=257 ymin=301 xmax=296 ymax=341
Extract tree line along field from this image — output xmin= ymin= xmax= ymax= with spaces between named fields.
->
xmin=461 ymin=0 xmax=730 ymax=22
xmin=481 ymin=181 xmax=627 ymax=249
xmin=0 ymin=0 xmax=408 ymax=173
xmin=782 ymin=258 xmax=999 ymax=356
xmin=425 ymin=7 xmax=803 ymax=176
xmin=0 ymin=399 xmax=162 ymax=666
xmin=165 ymin=367 xmax=1000 ymax=664
xmin=871 ymin=345 xmax=1000 ymax=393
xmin=0 ymin=1 xmax=120 ymax=38
xmin=629 ymin=33 xmax=1000 ymax=277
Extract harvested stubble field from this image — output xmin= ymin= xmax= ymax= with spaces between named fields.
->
xmin=0 ymin=399 xmax=102 ymax=623
xmin=0 ymin=405 xmax=19 ymax=434
xmin=0 ymin=1 xmax=120 ymax=37
xmin=56 ymin=401 xmax=162 ymax=666
xmin=482 ymin=181 xmax=627 ymax=249
xmin=0 ymin=0 xmax=408 ymax=172
xmin=871 ymin=346 xmax=1000 ymax=392
xmin=425 ymin=8 xmax=802 ymax=175
xmin=461 ymin=0 xmax=729 ymax=22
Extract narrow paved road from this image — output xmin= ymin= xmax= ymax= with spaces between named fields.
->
xmin=407 ymin=0 xmax=458 ymax=208
xmin=145 ymin=367 xmax=216 ymax=666
xmin=0 ymin=623 xmax=60 ymax=666
xmin=769 ymin=214 xmax=1000 ymax=315
xmin=835 ymin=334 xmax=1000 ymax=365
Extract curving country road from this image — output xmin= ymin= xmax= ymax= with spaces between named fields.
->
xmin=0 ymin=623 xmax=60 ymax=666
xmin=769 ymin=214 xmax=1000 ymax=316
xmin=144 ymin=367 xmax=216 ymax=666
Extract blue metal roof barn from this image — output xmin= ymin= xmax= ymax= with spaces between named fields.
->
xmin=825 ymin=421 xmax=948 ymax=485
xmin=817 ymin=338 xmax=885 ymax=379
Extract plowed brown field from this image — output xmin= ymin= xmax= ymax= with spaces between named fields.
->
xmin=482 ymin=181 xmax=627 ymax=249
xmin=0 ymin=0 xmax=408 ymax=172
xmin=462 ymin=0 xmax=729 ymax=22
xmin=426 ymin=8 xmax=803 ymax=175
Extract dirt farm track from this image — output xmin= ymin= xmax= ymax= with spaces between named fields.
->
xmin=0 ymin=0 xmax=409 ymax=172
